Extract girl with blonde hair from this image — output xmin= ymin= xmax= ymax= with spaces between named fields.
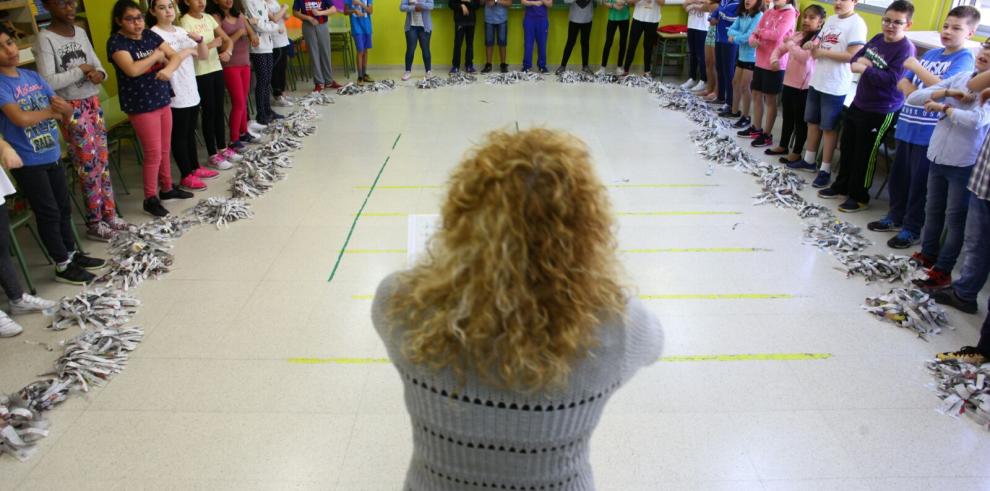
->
xmin=372 ymin=128 xmax=663 ymax=490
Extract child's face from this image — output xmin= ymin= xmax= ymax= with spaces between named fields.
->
xmin=152 ymin=0 xmax=177 ymax=24
xmin=116 ymin=7 xmax=145 ymax=36
xmin=801 ymin=11 xmax=823 ymax=31
xmin=185 ymin=0 xmax=206 ymax=14
xmin=744 ymin=0 xmax=758 ymax=11
xmin=976 ymin=46 xmax=990 ymax=72
xmin=42 ymin=0 xmax=77 ymax=24
xmin=881 ymin=10 xmax=911 ymax=41
xmin=941 ymin=16 xmax=976 ymax=50
xmin=0 ymin=34 xmax=19 ymax=68
xmin=218 ymin=0 xmax=233 ymax=11
xmin=772 ymin=0 xmax=787 ymax=7
xmin=833 ymin=0 xmax=856 ymax=16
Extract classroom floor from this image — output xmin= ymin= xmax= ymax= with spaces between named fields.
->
xmin=1 ymin=69 xmax=989 ymax=490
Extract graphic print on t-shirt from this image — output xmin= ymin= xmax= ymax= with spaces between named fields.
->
xmin=13 ymin=86 xmax=57 ymax=153
xmin=863 ymin=47 xmax=889 ymax=70
xmin=54 ymin=40 xmax=88 ymax=88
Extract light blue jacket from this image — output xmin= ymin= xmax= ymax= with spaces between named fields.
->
xmin=907 ymin=71 xmax=990 ymax=168
xmin=400 ymin=0 xmax=434 ymax=32
xmin=727 ymin=11 xmax=762 ymax=63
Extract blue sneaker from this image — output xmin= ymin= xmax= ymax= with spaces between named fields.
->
xmin=787 ymin=159 xmax=817 ymax=173
xmin=887 ymin=230 xmax=920 ymax=249
xmin=811 ymin=170 xmax=831 ymax=188
xmin=868 ymin=216 xmax=899 ymax=232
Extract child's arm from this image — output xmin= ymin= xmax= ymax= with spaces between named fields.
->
xmin=541 ymin=0 xmax=553 ymax=6
xmin=191 ymin=32 xmax=210 ymax=60
xmin=33 ymin=35 xmax=87 ymax=91
xmin=856 ymin=44 xmax=913 ymax=89
xmin=82 ymin=36 xmax=109 ymax=84
xmin=726 ymin=18 xmax=741 ymax=43
xmin=739 ymin=13 xmax=761 ymax=47
xmin=154 ymin=42 xmax=196 ymax=81
xmin=0 ymin=138 xmax=23 ymax=170
xmin=213 ymin=25 xmax=234 ymax=62
xmin=0 ymin=96 xmax=71 ymax=129
xmin=247 ymin=0 xmax=282 ymax=33
xmin=110 ymin=46 xmax=167 ymax=78
xmin=903 ymin=56 xmax=942 ymax=87
xmin=270 ymin=3 xmax=289 ymax=20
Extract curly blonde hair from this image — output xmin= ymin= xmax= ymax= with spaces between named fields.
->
xmin=387 ymin=128 xmax=627 ymax=391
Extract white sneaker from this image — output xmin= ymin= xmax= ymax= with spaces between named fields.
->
xmin=208 ymin=154 xmax=234 ymax=170
xmin=9 ymin=294 xmax=56 ymax=316
xmin=248 ymin=120 xmax=267 ymax=133
xmin=680 ymin=78 xmax=696 ymax=89
xmin=616 ymin=67 xmax=626 ymax=76
xmin=401 ymin=71 xmax=412 ymax=81
xmin=0 ymin=311 xmax=23 ymax=337
xmin=221 ymin=148 xmax=243 ymax=163
xmin=425 ymin=70 xmax=433 ymax=78
xmin=691 ymin=80 xmax=707 ymax=91
xmin=272 ymin=95 xmax=293 ymax=107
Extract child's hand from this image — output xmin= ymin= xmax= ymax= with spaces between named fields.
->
xmin=771 ymin=59 xmax=779 ymax=70
xmin=187 ymin=32 xmax=204 ymax=44
xmin=749 ymin=38 xmax=759 ymax=48
xmin=220 ymin=50 xmax=232 ymax=62
xmin=980 ymin=87 xmax=990 ymax=104
xmin=923 ymin=99 xmax=946 ymax=113
xmin=86 ymin=70 xmax=105 ymax=84
xmin=50 ymin=96 xmax=73 ymax=116
xmin=727 ymin=36 xmax=734 ymax=43
xmin=79 ymin=63 xmax=94 ymax=74
xmin=1 ymin=145 xmax=23 ymax=170
xmin=250 ymin=35 xmax=260 ymax=48
xmin=850 ymin=61 xmax=867 ymax=73
xmin=461 ymin=3 xmax=468 ymax=14
xmin=858 ymin=58 xmax=873 ymax=68
xmin=155 ymin=68 xmax=174 ymax=81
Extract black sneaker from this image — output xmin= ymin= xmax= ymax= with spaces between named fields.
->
xmin=555 ymin=66 xmax=566 ymax=75
xmin=867 ymin=216 xmax=900 ymax=232
xmin=500 ymin=63 xmax=509 ymax=73
xmin=837 ymin=197 xmax=868 ymax=213
xmin=159 ymin=188 xmax=194 ymax=201
xmin=718 ymin=109 xmax=742 ymax=118
xmin=751 ymin=132 xmax=772 ymax=148
xmin=539 ymin=67 xmax=549 ymax=74
xmin=481 ymin=63 xmax=493 ymax=73
xmin=930 ymin=288 xmax=978 ymax=314
xmin=817 ymin=188 xmax=842 ymax=199
xmin=732 ymin=116 xmax=752 ymax=129
xmin=55 ymin=262 xmax=95 ymax=286
xmin=71 ymin=252 xmax=106 ymax=271
xmin=143 ymin=197 xmax=170 ymax=217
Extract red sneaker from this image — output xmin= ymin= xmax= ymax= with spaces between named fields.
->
xmin=914 ymin=267 xmax=951 ymax=289
xmin=911 ymin=251 xmax=935 ymax=269
xmin=313 ymin=83 xmax=324 ymax=92
xmin=326 ymin=80 xmax=343 ymax=89
xmin=193 ymin=167 xmax=220 ymax=180
xmin=179 ymin=174 xmax=208 ymax=192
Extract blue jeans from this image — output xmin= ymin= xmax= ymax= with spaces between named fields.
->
xmin=887 ymin=140 xmax=931 ymax=235
xmin=687 ymin=28 xmax=707 ymax=82
xmin=485 ymin=21 xmax=507 ymax=47
xmin=953 ymin=194 xmax=990 ymax=303
xmin=404 ymin=27 xmax=432 ymax=72
xmin=921 ymin=163 xmax=973 ymax=272
xmin=523 ymin=15 xmax=548 ymax=71
xmin=714 ymin=42 xmax=736 ymax=103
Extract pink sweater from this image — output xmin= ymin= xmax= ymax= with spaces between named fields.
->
xmin=771 ymin=31 xmax=815 ymax=90
xmin=751 ymin=4 xmax=797 ymax=70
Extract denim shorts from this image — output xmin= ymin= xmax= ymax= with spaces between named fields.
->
xmin=353 ymin=33 xmax=372 ymax=52
xmin=485 ymin=21 xmax=507 ymax=47
xmin=804 ymin=86 xmax=846 ymax=131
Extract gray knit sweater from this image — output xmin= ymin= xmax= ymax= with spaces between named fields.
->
xmin=372 ymin=273 xmax=664 ymax=491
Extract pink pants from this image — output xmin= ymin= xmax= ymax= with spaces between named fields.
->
xmin=223 ymin=65 xmax=250 ymax=142
xmin=128 ymin=105 xmax=174 ymax=198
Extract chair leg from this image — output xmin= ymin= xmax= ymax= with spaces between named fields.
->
xmin=70 ymin=219 xmax=85 ymax=255
xmin=25 ymin=224 xmax=52 ymax=265
xmin=109 ymin=139 xmax=130 ymax=195
xmin=9 ymin=230 xmax=37 ymax=295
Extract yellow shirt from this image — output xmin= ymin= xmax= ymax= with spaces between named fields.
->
xmin=178 ymin=13 xmax=223 ymax=76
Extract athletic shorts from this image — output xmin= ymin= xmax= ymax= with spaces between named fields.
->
xmin=353 ymin=33 xmax=372 ymax=51
xmin=736 ymin=59 xmax=754 ymax=71
xmin=750 ymin=66 xmax=784 ymax=94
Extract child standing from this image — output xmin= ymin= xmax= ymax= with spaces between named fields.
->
xmin=869 ymin=6 xmax=978 ymax=250
xmin=209 ymin=0 xmax=264 ymax=145
xmin=0 ymin=26 xmax=106 ymax=284
xmin=623 ymin=0 xmax=662 ymax=77
xmin=34 ymin=0 xmax=127 ymax=242
xmin=293 ymin=0 xmax=340 ymax=90
xmin=109 ymin=0 xmax=195 ymax=217
xmin=904 ymin=44 xmax=990 ymax=289
xmin=765 ymin=4 xmax=824 ymax=163
xmin=697 ymin=0 xmax=719 ymax=99
xmin=721 ymin=0 xmax=761 ymax=123
xmin=710 ymin=0 xmax=739 ymax=107
xmin=178 ymin=0 xmax=237 ymax=169
xmin=344 ymin=0 xmax=373 ymax=82
xmin=148 ymin=0 xmax=218 ymax=193
xmin=268 ymin=0 xmax=293 ymax=101
xmin=0 ymin=138 xmax=57 ymax=337
xmin=450 ymin=0 xmax=479 ymax=74
xmin=746 ymin=0 xmax=795 ymax=147
xmin=400 ymin=0 xmax=433 ymax=81
xmin=788 ymin=0 xmax=866 ymax=189
xmin=244 ymin=0 xmax=281 ymax=125
xmin=681 ymin=0 xmax=709 ymax=91
xmin=817 ymin=0 xmax=915 ymax=213
xmin=521 ymin=0 xmax=552 ymax=73
xmin=557 ymin=0 xmax=594 ymax=75
xmin=600 ymin=0 xmax=630 ymax=75
xmin=482 ymin=0 xmax=510 ymax=73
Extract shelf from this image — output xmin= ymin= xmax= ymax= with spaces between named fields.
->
xmin=0 ymin=0 xmax=27 ymax=11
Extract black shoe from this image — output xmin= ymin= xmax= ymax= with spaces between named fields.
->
xmin=159 ymin=188 xmax=194 ymax=201
xmin=270 ymin=112 xmax=285 ymax=120
xmin=817 ymin=188 xmax=842 ymax=199
xmin=731 ymin=116 xmax=751 ymax=129
xmin=555 ymin=66 xmax=566 ymax=75
xmin=930 ymin=288 xmax=978 ymax=314
xmin=539 ymin=67 xmax=549 ymax=74
xmin=719 ymin=109 xmax=742 ymax=119
xmin=143 ymin=197 xmax=169 ymax=217
xmin=71 ymin=252 xmax=106 ymax=271
xmin=481 ymin=63 xmax=493 ymax=73
xmin=55 ymin=262 xmax=95 ymax=286
xmin=500 ymin=63 xmax=509 ymax=73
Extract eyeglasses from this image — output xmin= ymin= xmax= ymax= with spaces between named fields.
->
xmin=881 ymin=17 xmax=907 ymax=26
xmin=121 ymin=15 xmax=144 ymax=22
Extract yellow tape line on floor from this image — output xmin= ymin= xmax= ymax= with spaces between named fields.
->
xmin=287 ymin=353 xmax=830 ymax=365
xmin=343 ymin=248 xmax=771 ymax=254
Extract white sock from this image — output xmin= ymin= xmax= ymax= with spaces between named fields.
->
xmin=56 ymin=260 xmax=70 ymax=272
xmin=803 ymin=150 xmax=816 ymax=163
xmin=820 ymin=162 xmax=832 ymax=173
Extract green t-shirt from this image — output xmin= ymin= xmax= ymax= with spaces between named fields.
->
xmin=605 ymin=0 xmax=630 ymax=21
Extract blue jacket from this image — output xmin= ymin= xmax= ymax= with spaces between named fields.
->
xmin=400 ymin=0 xmax=434 ymax=32
xmin=712 ymin=0 xmax=738 ymax=43
xmin=727 ymin=11 xmax=762 ymax=63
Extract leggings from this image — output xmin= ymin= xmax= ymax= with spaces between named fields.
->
xmin=687 ymin=28 xmax=707 ymax=81
xmin=223 ymin=65 xmax=251 ymax=142
xmin=251 ymin=53 xmax=274 ymax=124
xmin=405 ymin=26 xmax=432 ymax=72
xmin=601 ymin=19 xmax=628 ymax=68
xmin=0 ymin=203 xmax=24 ymax=300
xmin=128 ymin=105 xmax=174 ymax=199
xmin=779 ymin=85 xmax=808 ymax=155
xmin=171 ymin=105 xmax=201 ymax=179
xmin=561 ymin=21 xmax=592 ymax=68
xmin=9 ymin=162 xmax=76 ymax=264
xmin=624 ymin=19 xmax=658 ymax=73
xmin=195 ymin=70 xmax=227 ymax=156
xmin=452 ymin=23 xmax=475 ymax=69
xmin=272 ymin=45 xmax=290 ymax=97
xmin=715 ymin=42 xmax=737 ymax=102
xmin=62 ymin=95 xmax=117 ymax=225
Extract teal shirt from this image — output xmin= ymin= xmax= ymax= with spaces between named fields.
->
xmin=604 ymin=0 xmax=629 ymax=21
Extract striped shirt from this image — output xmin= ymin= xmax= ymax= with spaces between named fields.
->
xmin=970 ymin=136 xmax=990 ymax=201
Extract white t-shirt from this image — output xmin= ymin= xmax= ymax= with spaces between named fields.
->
xmin=268 ymin=0 xmax=290 ymax=48
xmin=150 ymin=25 xmax=201 ymax=109
xmin=686 ymin=1 xmax=708 ymax=31
xmin=633 ymin=0 xmax=661 ymax=23
xmin=0 ymin=167 xmax=15 ymax=206
xmin=809 ymin=13 xmax=867 ymax=96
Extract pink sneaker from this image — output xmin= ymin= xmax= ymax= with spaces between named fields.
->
xmin=208 ymin=154 xmax=233 ymax=170
xmin=193 ymin=167 xmax=220 ymax=180
xmin=105 ymin=216 xmax=131 ymax=232
xmin=221 ymin=148 xmax=243 ymax=162
xmin=179 ymin=175 xmax=207 ymax=191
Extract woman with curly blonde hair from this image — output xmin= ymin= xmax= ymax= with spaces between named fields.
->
xmin=372 ymin=128 xmax=664 ymax=490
